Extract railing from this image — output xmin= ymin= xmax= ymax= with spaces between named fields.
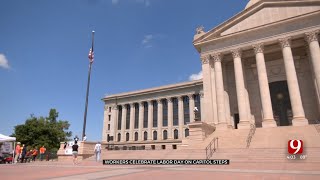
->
xmin=246 ymin=123 xmax=256 ymax=148
xmin=205 ymin=137 xmax=219 ymax=159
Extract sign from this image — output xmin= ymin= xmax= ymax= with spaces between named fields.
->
xmin=103 ymin=159 xmax=230 ymax=165
xmin=288 ymin=140 xmax=303 ymax=154
xmin=1 ymin=142 xmax=13 ymax=153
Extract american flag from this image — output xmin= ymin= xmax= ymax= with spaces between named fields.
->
xmin=88 ymin=48 xmax=94 ymax=63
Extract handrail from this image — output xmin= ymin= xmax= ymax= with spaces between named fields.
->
xmin=205 ymin=137 xmax=219 ymax=159
xmin=246 ymin=123 xmax=256 ymax=148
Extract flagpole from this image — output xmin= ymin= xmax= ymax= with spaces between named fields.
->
xmin=82 ymin=31 xmax=95 ymax=141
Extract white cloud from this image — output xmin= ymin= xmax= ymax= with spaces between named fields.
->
xmin=189 ymin=71 xmax=202 ymax=81
xmin=142 ymin=35 xmax=153 ymax=44
xmin=136 ymin=0 xmax=150 ymax=7
xmin=112 ymin=0 xmax=119 ymax=5
xmin=0 ymin=54 xmax=10 ymax=69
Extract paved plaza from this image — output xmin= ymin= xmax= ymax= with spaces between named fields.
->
xmin=1 ymin=161 xmax=320 ymax=180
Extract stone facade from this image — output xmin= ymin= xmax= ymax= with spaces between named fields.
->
xmin=102 ymin=0 xmax=320 ymax=148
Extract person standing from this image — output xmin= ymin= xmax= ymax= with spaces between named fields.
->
xmin=20 ymin=145 xmax=26 ymax=163
xmin=14 ymin=142 xmax=21 ymax=163
xmin=94 ymin=142 xmax=101 ymax=162
xmin=72 ymin=141 xmax=79 ymax=165
xmin=32 ymin=148 xmax=38 ymax=162
xmin=39 ymin=146 xmax=46 ymax=161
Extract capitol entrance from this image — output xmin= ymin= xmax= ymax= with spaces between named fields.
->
xmin=269 ymin=81 xmax=293 ymax=126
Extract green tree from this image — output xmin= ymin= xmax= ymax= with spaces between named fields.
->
xmin=11 ymin=109 xmax=72 ymax=152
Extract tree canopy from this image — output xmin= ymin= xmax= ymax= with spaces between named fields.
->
xmin=11 ymin=109 xmax=72 ymax=152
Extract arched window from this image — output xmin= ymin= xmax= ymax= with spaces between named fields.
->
xmin=118 ymin=106 xmax=122 ymax=130
xmin=173 ymin=98 xmax=179 ymax=126
xmin=185 ymin=129 xmax=189 ymax=137
xmin=183 ymin=96 xmax=190 ymax=125
xmin=126 ymin=132 xmax=129 ymax=141
xmin=134 ymin=132 xmax=138 ymax=141
xmin=126 ymin=105 xmax=130 ymax=129
xmin=117 ymin=133 xmax=121 ymax=142
xmin=163 ymin=130 xmax=168 ymax=140
xmin=153 ymin=131 xmax=157 ymax=140
xmin=144 ymin=131 xmax=148 ymax=141
xmin=174 ymin=129 xmax=179 ymax=139
xmin=162 ymin=99 xmax=168 ymax=126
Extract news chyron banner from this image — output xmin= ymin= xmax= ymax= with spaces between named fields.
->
xmin=103 ymin=159 xmax=230 ymax=165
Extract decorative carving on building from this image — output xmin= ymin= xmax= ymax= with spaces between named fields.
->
xmin=196 ymin=26 xmax=205 ymax=34
xmin=187 ymin=94 xmax=194 ymax=99
xmin=279 ymin=37 xmax=292 ymax=48
xmin=231 ymin=48 xmax=242 ymax=59
xmin=200 ymin=55 xmax=210 ymax=64
xmin=156 ymin=99 xmax=162 ymax=104
xmin=252 ymin=43 xmax=264 ymax=54
xmin=112 ymin=105 xmax=118 ymax=110
xmin=211 ymin=52 xmax=223 ymax=62
xmin=104 ymin=105 xmax=108 ymax=111
xmin=305 ymin=31 xmax=319 ymax=43
xmin=166 ymin=97 xmax=173 ymax=102
xmin=199 ymin=92 xmax=204 ymax=98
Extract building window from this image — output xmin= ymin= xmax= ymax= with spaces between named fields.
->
xmin=108 ymin=115 xmax=111 ymax=121
xmin=107 ymin=134 xmax=110 ymax=142
xmin=153 ymin=101 xmax=158 ymax=128
xmin=108 ymin=124 xmax=110 ymax=130
xmin=144 ymin=131 xmax=148 ymax=141
xmin=126 ymin=105 xmax=130 ymax=129
xmin=163 ymin=130 xmax=168 ymax=140
xmin=126 ymin=132 xmax=129 ymax=141
xmin=153 ymin=131 xmax=157 ymax=140
xmin=183 ymin=96 xmax=190 ymax=125
xmin=109 ymin=107 xmax=111 ymax=112
xmin=143 ymin=102 xmax=148 ymax=128
xmin=194 ymin=94 xmax=201 ymax=120
xmin=134 ymin=132 xmax=138 ymax=141
xmin=174 ymin=129 xmax=178 ymax=139
xmin=117 ymin=133 xmax=121 ymax=142
xmin=134 ymin=103 xmax=139 ymax=129
xmin=162 ymin=99 xmax=168 ymax=127
xmin=185 ymin=129 xmax=189 ymax=137
xmin=173 ymin=98 xmax=179 ymax=126
xmin=117 ymin=106 xmax=122 ymax=130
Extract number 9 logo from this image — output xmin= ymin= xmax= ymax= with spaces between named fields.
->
xmin=288 ymin=140 xmax=303 ymax=154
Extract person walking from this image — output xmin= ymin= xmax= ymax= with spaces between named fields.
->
xmin=32 ymin=148 xmax=38 ymax=162
xmin=94 ymin=142 xmax=102 ymax=162
xmin=14 ymin=142 xmax=21 ymax=164
xmin=72 ymin=141 xmax=79 ymax=165
xmin=39 ymin=146 xmax=46 ymax=161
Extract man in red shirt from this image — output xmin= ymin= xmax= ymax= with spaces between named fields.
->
xmin=39 ymin=146 xmax=46 ymax=161
xmin=14 ymin=142 xmax=21 ymax=164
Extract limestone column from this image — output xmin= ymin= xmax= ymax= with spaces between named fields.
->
xmin=129 ymin=103 xmax=135 ymax=141
xmin=138 ymin=102 xmax=144 ymax=141
xmin=200 ymin=55 xmax=215 ymax=124
xmin=305 ymin=31 xmax=320 ymax=107
xmin=121 ymin=105 xmax=127 ymax=142
xmin=188 ymin=94 xmax=195 ymax=122
xmin=253 ymin=43 xmax=277 ymax=128
xmin=279 ymin=37 xmax=308 ymax=126
xmin=157 ymin=99 xmax=163 ymax=140
xmin=178 ymin=96 xmax=184 ymax=139
xmin=147 ymin=100 xmax=153 ymax=140
xmin=167 ymin=97 xmax=173 ymax=139
xmin=231 ymin=48 xmax=250 ymax=129
xmin=212 ymin=53 xmax=228 ymax=128
xmin=111 ymin=105 xmax=118 ymax=141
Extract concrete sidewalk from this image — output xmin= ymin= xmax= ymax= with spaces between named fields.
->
xmin=1 ymin=161 xmax=320 ymax=180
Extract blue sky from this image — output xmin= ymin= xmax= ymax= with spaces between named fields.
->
xmin=0 ymin=0 xmax=248 ymax=141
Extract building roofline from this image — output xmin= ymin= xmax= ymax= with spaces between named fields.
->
xmin=102 ymin=80 xmax=203 ymax=101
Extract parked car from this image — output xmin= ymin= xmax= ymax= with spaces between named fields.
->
xmin=1 ymin=154 xmax=13 ymax=164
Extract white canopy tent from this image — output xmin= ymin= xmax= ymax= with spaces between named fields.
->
xmin=0 ymin=134 xmax=16 ymax=164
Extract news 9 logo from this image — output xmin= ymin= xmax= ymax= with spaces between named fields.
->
xmin=288 ymin=140 xmax=303 ymax=154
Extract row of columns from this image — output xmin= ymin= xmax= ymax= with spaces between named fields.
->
xmin=113 ymin=94 xmax=203 ymax=142
xmin=201 ymin=30 xmax=319 ymax=128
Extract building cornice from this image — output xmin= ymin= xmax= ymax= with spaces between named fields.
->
xmin=102 ymin=80 xmax=203 ymax=102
